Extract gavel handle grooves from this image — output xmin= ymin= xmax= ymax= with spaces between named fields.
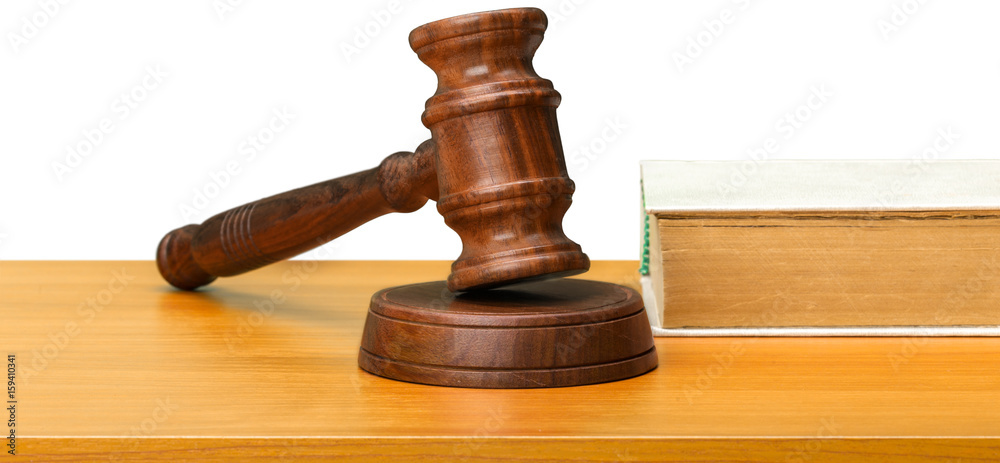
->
xmin=157 ymin=141 xmax=438 ymax=290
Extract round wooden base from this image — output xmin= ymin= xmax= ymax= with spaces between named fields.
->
xmin=358 ymin=279 xmax=657 ymax=388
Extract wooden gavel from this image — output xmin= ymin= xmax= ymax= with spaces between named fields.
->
xmin=157 ymin=7 xmax=590 ymax=293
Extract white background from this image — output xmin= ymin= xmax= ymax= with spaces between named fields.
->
xmin=2 ymin=0 xmax=998 ymax=261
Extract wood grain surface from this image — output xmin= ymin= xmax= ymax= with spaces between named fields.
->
xmin=358 ymin=279 xmax=657 ymax=388
xmin=156 ymin=143 xmax=438 ymax=291
xmin=157 ymin=7 xmax=591 ymax=294
xmin=2 ymin=261 xmax=999 ymax=461
xmin=412 ymin=7 xmax=590 ymax=292
xmin=654 ymin=214 xmax=1000 ymax=328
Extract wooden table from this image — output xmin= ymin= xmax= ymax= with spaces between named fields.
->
xmin=2 ymin=261 xmax=998 ymax=462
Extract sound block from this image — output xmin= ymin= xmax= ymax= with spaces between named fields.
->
xmin=358 ymin=278 xmax=658 ymax=388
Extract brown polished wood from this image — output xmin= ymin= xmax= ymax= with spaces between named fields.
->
xmin=157 ymin=142 xmax=438 ymax=290
xmin=358 ymin=279 xmax=658 ymax=388
xmin=156 ymin=8 xmax=589 ymax=293
xmin=6 ymin=261 xmax=1000 ymax=461
xmin=155 ymin=8 xmax=637 ymax=390
xmin=411 ymin=8 xmax=589 ymax=292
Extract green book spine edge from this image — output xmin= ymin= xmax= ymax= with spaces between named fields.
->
xmin=639 ymin=179 xmax=650 ymax=276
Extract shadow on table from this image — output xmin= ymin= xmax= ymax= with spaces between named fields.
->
xmin=154 ymin=285 xmax=363 ymax=326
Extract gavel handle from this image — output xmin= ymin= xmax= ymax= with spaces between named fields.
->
xmin=156 ymin=140 xmax=438 ymax=290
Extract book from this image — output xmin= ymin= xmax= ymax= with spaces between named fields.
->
xmin=639 ymin=160 xmax=1000 ymax=336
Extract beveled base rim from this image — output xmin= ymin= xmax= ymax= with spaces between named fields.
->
xmin=359 ymin=279 xmax=658 ymax=388
xmin=359 ymin=346 xmax=658 ymax=389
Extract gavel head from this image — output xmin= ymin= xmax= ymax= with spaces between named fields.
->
xmin=410 ymin=8 xmax=590 ymax=292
